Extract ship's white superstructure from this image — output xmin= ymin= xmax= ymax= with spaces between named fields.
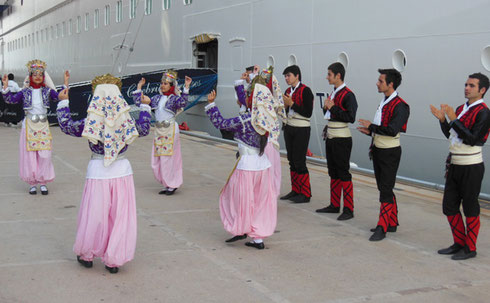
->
xmin=1 ymin=0 xmax=490 ymax=195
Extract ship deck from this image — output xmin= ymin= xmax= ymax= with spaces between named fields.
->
xmin=1 ymin=125 xmax=490 ymax=303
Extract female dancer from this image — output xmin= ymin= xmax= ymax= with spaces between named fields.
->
xmin=56 ymin=74 xmax=151 ymax=273
xmin=132 ymin=71 xmax=192 ymax=195
xmin=1 ymin=60 xmax=69 ymax=195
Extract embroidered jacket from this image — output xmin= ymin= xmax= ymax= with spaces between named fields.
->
xmin=56 ymin=102 xmax=151 ymax=155
xmin=205 ymin=103 xmax=261 ymax=148
xmin=285 ymin=83 xmax=314 ymax=118
xmin=132 ymin=90 xmax=189 ymax=116
xmin=2 ymin=87 xmax=59 ymax=110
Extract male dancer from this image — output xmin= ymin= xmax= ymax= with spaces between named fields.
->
xmin=358 ymin=68 xmax=409 ymax=241
xmin=316 ymin=62 xmax=358 ymax=220
xmin=430 ymin=73 xmax=490 ymax=260
xmin=280 ymin=65 xmax=314 ymax=203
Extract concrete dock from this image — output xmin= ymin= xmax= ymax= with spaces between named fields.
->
xmin=1 ymin=125 xmax=489 ymax=303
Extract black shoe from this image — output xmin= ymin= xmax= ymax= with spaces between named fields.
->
xmin=369 ymin=226 xmax=386 ymax=241
xmin=280 ymin=191 xmax=298 ymax=200
xmin=40 ymin=185 xmax=48 ymax=195
xmin=225 ymin=234 xmax=247 ymax=243
xmin=316 ymin=205 xmax=340 ymax=213
xmin=370 ymin=226 xmax=397 ymax=233
xmin=165 ymin=188 xmax=177 ymax=196
xmin=337 ymin=211 xmax=354 ymax=221
xmin=437 ymin=243 xmax=463 ymax=255
xmin=29 ymin=186 xmax=37 ymax=195
xmin=451 ymin=247 xmax=477 ymax=260
xmin=158 ymin=189 xmax=168 ymax=195
xmin=291 ymin=194 xmax=310 ymax=203
xmin=245 ymin=241 xmax=265 ymax=250
xmin=105 ymin=266 xmax=119 ymax=274
xmin=77 ymin=256 xmax=93 ymax=268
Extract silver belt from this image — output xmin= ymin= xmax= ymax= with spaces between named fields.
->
xmin=155 ymin=120 xmax=172 ymax=128
xmin=91 ymin=153 xmax=126 ymax=160
xmin=27 ymin=114 xmax=47 ymax=123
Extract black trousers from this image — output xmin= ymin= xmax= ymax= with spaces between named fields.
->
xmin=326 ymin=137 xmax=352 ymax=181
xmin=443 ymin=163 xmax=484 ymax=217
xmin=284 ymin=125 xmax=310 ymax=174
xmin=372 ymin=146 xmax=401 ymax=203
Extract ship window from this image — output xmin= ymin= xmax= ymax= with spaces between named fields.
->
xmin=56 ymin=24 xmax=60 ymax=38
xmin=51 ymin=26 xmax=54 ymax=40
xmin=116 ymin=1 xmax=123 ymax=22
xmin=288 ymin=54 xmax=297 ymax=66
xmin=85 ymin=13 xmax=90 ymax=31
xmin=145 ymin=0 xmax=152 ymax=15
xmin=481 ymin=46 xmax=490 ymax=72
xmin=392 ymin=49 xmax=407 ymax=72
xmin=338 ymin=52 xmax=349 ymax=68
xmin=76 ymin=16 xmax=81 ymax=33
xmin=62 ymin=21 xmax=66 ymax=37
xmin=267 ymin=55 xmax=275 ymax=68
xmin=68 ymin=19 xmax=73 ymax=35
xmin=94 ymin=9 xmax=100 ymax=29
xmin=130 ymin=0 xmax=136 ymax=19
xmin=41 ymin=30 xmax=44 ymax=42
xmin=163 ymin=0 xmax=171 ymax=10
xmin=45 ymin=28 xmax=49 ymax=40
xmin=104 ymin=5 xmax=110 ymax=26
xmin=183 ymin=0 xmax=192 ymax=5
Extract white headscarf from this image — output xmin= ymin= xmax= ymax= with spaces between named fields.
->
xmin=82 ymin=84 xmax=139 ymax=167
xmin=23 ymin=71 xmax=56 ymax=90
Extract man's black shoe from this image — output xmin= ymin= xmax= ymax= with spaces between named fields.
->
xmin=77 ymin=256 xmax=93 ymax=268
xmin=451 ymin=247 xmax=477 ymax=260
xmin=245 ymin=241 xmax=265 ymax=250
xmin=369 ymin=226 xmax=386 ymax=241
xmin=158 ymin=189 xmax=167 ymax=195
xmin=225 ymin=234 xmax=247 ymax=243
xmin=370 ymin=226 xmax=397 ymax=233
xmin=316 ymin=205 xmax=340 ymax=213
xmin=291 ymin=194 xmax=310 ymax=203
xmin=437 ymin=243 xmax=463 ymax=255
xmin=280 ymin=191 xmax=298 ymax=200
xmin=105 ymin=266 xmax=119 ymax=274
xmin=337 ymin=211 xmax=354 ymax=221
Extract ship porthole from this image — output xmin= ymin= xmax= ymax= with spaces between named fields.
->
xmin=481 ymin=46 xmax=490 ymax=72
xmin=267 ymin=55 xmax=275 ymax=68
xmin=288 ymin=54 xmax=297 ymax=66
xmin=392 ymin=49 xmax=407 ymax=72
xmin=337 ymin=52 xmax=349 ymax=68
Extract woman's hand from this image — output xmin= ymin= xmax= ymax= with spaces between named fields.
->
xmin=137 ymin=77 xmax=146 ymax=90
xmin=207 ymin=90 xmax=216 ymax=103
xmin=184 ymin=76 xmax=192 ymax=89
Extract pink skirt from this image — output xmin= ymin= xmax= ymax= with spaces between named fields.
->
xmin=264 ymin=142 xmax=281 ymax=198
xmin=73 ymin=175 xmax=137 ymax=267
xmin=19 ymin=123 xmax=55 ymax=186
xmin=220 ymin=168 xmax=277 ymax=239
xmin=151 ymin=132 xmax=183 ymax=188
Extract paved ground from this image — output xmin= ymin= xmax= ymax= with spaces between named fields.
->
xmin=1 ymin=125 xmax=490 ymax=303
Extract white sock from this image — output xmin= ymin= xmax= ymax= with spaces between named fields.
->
xmin=253 ymin=239 xmax=263 ymax=243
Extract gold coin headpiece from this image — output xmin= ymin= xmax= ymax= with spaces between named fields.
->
xmin=91 ymin=74 xmax=123 ymax=92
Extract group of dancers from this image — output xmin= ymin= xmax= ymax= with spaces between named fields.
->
xmin=1 ymin=59 xmax=489 ymax=273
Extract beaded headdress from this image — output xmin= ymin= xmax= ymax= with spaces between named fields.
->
xmin=91 ymin=74 xmax=123 ymax=92
xmin=26 ymin=59 xmax=47 ymax=74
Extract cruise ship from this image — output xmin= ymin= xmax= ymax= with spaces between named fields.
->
xmin=1 ymin=0 xmax=489 ymax=196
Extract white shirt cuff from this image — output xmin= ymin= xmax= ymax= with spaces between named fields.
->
xmin=132 ymin=89 xmax=142 ymax=96
xmin=183 ymin=87 xmax=190 ymax=94
xmin=234 ymin=79 xmax=245 ymax=87
xmin=57 ymin=99 xmax=70 ymax=109
xmin=204 ymin=102 xmax=216 ymax=111
xmin=2 ymin=87 xmax=10 ymax=94
xmin=139 ymin=104 xmax=151 ymax=112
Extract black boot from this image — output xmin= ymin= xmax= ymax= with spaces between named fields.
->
xmin=225 ymin=234 xmax=247 ymax=243
xmin=280 ymin=191 xmax=298 ymax=200
xmin=369 ymin=226 xmax=386 ymax=241
xmin=451 ymin=246 xmax=477 ymax=260
xmin=77 ymin=256 xmax=93 ymax=268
